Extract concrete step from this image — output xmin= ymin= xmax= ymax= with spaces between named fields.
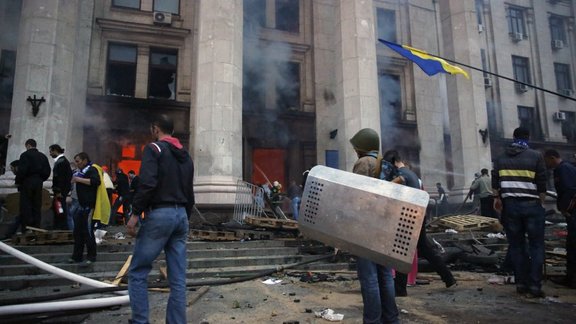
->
xmin=0 ymin=260 xmax=350 ymax=291
xmin=0 ymin=246 xmax=299 ymax=265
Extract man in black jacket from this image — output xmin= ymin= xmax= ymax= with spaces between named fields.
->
xmin=49 ymin=144 xmax=72 ymax=230
xmin=70 ymin=152 xmax=100 ymax=263
xmin=127 ymin=114 xmax=194 ymax=324
xmin=493 ymin=127 xmax=547 ymax=298
xmin=110 ymin=168 xmax=130 ymax=225
xmin=16 ymin=139 xmax=51 ymax=232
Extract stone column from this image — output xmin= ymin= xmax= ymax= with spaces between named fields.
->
xmin=6 ymin=0 xmax=94 ymax=166
xmin=335 ymin=0 xmax=381 ymax=171
xmin=438 ymin=0 xmax=491 ymax=196
xmin=192 ymin=0 xmax=243 ymax=207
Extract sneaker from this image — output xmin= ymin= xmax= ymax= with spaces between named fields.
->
xmin=67 ymin=258 xmax=81 ymax=264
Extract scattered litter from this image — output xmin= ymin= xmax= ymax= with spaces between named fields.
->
xmin=552 ymin=247 xmax=567 ymax=255
xmin=486 ymin=233 xmax=506 ymax=239
xmin=262 ymin=278 xmax=283 ymax=285
xmin=400 ymin=309 xmax=409 ymax=314
xmin=114 ymin=232 xmax=126 ymax=240
xmin=545 ymin=296 xmax=562 ymax=304
xmin=487 ymin=275 xmax=515 ymax=285
xmin=545 ymin=221 xmax=553 ymax=225
xmin=232 ymin=300 xmax=240 ymax=309
xmin=445 ymin=229 xmax=458 ymax=234
xmin=94 ymin=229 xmax=107 ymax=244
xmin=314 ymin=309 xmax=344 ymax=322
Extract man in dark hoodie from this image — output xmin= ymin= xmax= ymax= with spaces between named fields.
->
xmin=127 ymin=114 xmax=195 ymax=324
xmin=16 ymin=139 xmax=51 ymax=232
xmin=493 ymin=127 xmax=547 ymax=298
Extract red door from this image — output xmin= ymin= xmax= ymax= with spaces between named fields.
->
xmin=252 ymin=149 xmax=286 ymax=187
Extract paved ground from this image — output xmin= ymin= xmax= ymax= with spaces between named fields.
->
xmin=79 ymin=270 xmax=576 ymax=324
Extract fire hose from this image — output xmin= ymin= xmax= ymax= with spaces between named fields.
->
xmin=0 ymin=240 xmax=334 ymax=314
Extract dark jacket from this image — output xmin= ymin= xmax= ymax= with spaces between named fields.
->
xmin=115 ymin=172 xmax=129 ymax=196
xmin=553 ymin=161 xmax=576 ymax=212
xmin=132 ymin=138 xmax=195 ymax=216
xmin=52 ymin=155 xmax=72 ymax=195
xmin=76 ymin=165 xmax=100 ymax=208
xmin=16 ymin=148 xmax=51 ymax=186
xmin=492 ymin=143 xmax=547 ymax=200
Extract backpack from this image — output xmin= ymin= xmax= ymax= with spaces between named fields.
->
xmin=366 ymin=152 xmax=397 ymax=181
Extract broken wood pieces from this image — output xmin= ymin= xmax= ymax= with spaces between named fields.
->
xmin=12 ymin=229 xmax=73 ymax=245
xmin=112 ymin=255 xmax=132 ymax=285
xmin=190 ymin=229 xmax=238 ymax=241
xmin=244 ymin=216 xmax=298 ymax=230
xmin=438 ymin=215 xmax=500 ymax=231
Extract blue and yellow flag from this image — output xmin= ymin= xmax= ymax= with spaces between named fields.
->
xmin=379 ymin=39 xmax=469 ymax=79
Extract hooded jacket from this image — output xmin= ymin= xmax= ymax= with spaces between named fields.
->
xmin=131 ymin=137 xmax=195 ymax=217
xmin=492 ymin=143 xmax=546 ymax=200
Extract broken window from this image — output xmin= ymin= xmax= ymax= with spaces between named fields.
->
xmin=112 ymin=0 xmax=140 ymax=10
xmin=0 ymin=50 xmax=16 ymax=103
xmin=376 ymin=8 xmax=396 ymax=43
xmin=154 ymin=0 xmax=179 ymax=15
xmin=148 ymin=48 xmax=177 ymax=100
xmin=378 ymin=73 xmax=402 ymax=123
xmin=275 ymin=0 xmax=299 ymax=33
xmin=276 ymin=61 xmax=300 ymax=111
xmin=106 ymin=43 xmax=137 ymax=97
xmin=243 ymin=66 xmax=266 ymax=112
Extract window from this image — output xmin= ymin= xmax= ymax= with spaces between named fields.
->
xmin=480 ymin=49 xmax=489 ymax=78
xmin=378 ymin=73 xmax=402 ymax=122
xmin=277 ymin=62 xmax=300 ymax=110
xmin=550 ymin=15 xmax=566 ymax=42
xmin=0 ymin=50 xmax=16 ymax=103
xmin=517 ymin=106 xmax=540 ymax=140
xmin=112 ymin=0 xmax=140 ymax=9
xmin=154 ymin=0 xmax=179 ymax=15
xmin=376 ymin=8 xmax=396 ymax=43
xmin=555 ymin=63 xmax=572 ymax=92
xmin=512 ymin=55 xmax=531 ymax=84
xmin=243 ymin=0 xmax=299 ymax=34
xmin=148 ymin=48 xmax=178 ymax=100
xmin=275 ymin=0 xmax=299 ymax=33
xmin=106 ymin=43 xmax=137 ymax=97
xmin=561 ymin=111 xmax=576 ymax=143
xmin=475 ymin=0 xmax=484 ymax=26
xmin=244 ymin=0 xmax=266 ymax=35
xmin=507 ymin=6 xmax=526 ymax=36
xmin=243 ymin=58 xmax=300 ymax=112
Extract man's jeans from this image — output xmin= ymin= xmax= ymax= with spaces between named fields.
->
xmin=291 ymin=196 xmax=301 ymax=220
xmin=128 ymin=206 xmax=189 ymax=324
xmin=356 ymin=257 xmax=399 ymax=324
xmin=502 ymin=199 xmax=545 ymax=292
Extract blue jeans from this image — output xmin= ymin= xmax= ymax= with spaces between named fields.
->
xmin=566 ymin=210 xmax=576 ymax=281
xmin=128 ymin=206 xmax=189 ymax=324
xmin=502 ymin=199 xmax=545 ymax=292
xmin=356 ymin=257 xmax=399 ymax=324
xmin=291 ymin=197 xmax=301 ymax=220
xmin=68 ymin=199 xmax=80 ymax=231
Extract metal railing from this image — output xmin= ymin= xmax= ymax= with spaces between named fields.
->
xmin=232 ymin=180 xmax=268 ymax=224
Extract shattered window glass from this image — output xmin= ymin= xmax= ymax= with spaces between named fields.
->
xmin=148 ymin=48 xmax=177 ymax=100
xmin=106 ymin=43 xmax=137 ymax=97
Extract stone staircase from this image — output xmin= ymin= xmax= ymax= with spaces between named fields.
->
xmin=0 ymin=238 xmax=350 ymax=291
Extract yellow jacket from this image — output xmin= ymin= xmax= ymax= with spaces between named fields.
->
xmin=92 ymin=164 xmax=111 ymax=225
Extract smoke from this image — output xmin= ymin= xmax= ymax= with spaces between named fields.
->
xmin=243 ymin=0 xmax=297 ymax=146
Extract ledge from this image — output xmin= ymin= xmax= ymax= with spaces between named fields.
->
xmin=96 ymin=18 xmax=191 ymax=39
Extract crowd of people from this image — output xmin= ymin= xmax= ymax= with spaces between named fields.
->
xmin=346 ymin=126 xmax=575 ymax=323
xmin=3 ymin=114 xmax=194 ymax=323
xmin=1 ymin=120 xmax=574 ymax=323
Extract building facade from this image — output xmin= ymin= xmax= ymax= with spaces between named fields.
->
xmin=0 ymin=0 xmax=574 ymax=205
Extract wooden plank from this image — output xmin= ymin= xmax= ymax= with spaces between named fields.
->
xmin=244 ymin=216 xmax=298 ymax=230
xmin=26 ymin=226 xmax=48 ymax=233
xmin=113 ymin=255 xmax=132 ymax=285
xmin=190 ymin=230 xmax=238 ymax=241
xmin=160 ymin=266 xmax=168 ymax=280
xmin=438 ymin=215 xmax=499 ymax=231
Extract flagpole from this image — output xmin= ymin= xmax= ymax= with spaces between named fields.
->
xmin=380 ymin=40 xmax=576 ymax=102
